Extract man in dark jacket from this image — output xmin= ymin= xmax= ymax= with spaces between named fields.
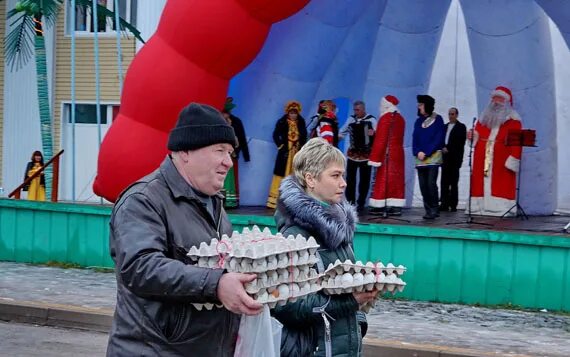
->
xmin=440 ymin=107 xmax=467 ymax=212
xmin=224 ymin=97 xmax=250 ymax=162
xmin=339 ymin=100 xmax=377 ymax=212
xmin=221 ymin=98 xmax=250 ymax=208
xmin=106 ymin=103 xmax=262 ymax=357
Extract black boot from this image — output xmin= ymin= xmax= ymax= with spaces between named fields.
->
xmin=369 ymin=207 xmax=386 ymax=215
xmin=423 ymin=213 xmax=436 ymax=220
xmin=388 ymin=207 xmax=402 ymax=216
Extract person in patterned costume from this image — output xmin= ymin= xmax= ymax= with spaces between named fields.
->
xmin=267 ymin=100 xmax=308 ymax=208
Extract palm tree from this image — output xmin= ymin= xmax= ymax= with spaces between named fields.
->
xmin=3 ymin=0 xmax=142 ymax=198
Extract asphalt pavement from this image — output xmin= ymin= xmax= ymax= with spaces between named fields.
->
xmin=0 ymin=320 xmax=107 ymax=357
xmin=1 ymin=262 xmax=569 ymax=357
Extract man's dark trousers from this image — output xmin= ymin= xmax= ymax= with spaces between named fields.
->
xmin=346 ymin=159 xmax=371 ymax=208
xmin=440 ymin=162 xmax=461 ymax=210
xmin=417 ymin=166 xmax=439 ymax=217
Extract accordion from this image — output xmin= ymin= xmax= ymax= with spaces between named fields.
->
xmin=350 ymin=120 xmax=373 ymax=149
xmin=348 ymin=120 xmax=374 ymax=160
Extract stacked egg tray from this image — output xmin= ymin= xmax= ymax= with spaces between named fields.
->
xmin=186 ymin=226 xmax=322 ymax=310
xmin=322 ymin=260 xmax=407 ymax=313
xmin=322 ymin=260 xmax=406 ymax=294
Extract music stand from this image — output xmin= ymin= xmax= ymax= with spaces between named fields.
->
xmin=447 ymin=117 xmax=493 ymax=227
xmin=501 ymin=129 xmax=536 ymax=220
xmin=370 ymin=112 xmax=410 ymax=224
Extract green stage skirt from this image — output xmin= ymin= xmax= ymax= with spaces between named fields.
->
xmin=223 ymin=165 xmax=238 ymax=208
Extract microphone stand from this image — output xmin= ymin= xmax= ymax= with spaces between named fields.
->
xmin=371 ymin=112 xmax=410 ymax=223
xmin=501 ymin=129 xmax=531 ymax=220
xmin=446 ymin=117 xmax=492 ymax=227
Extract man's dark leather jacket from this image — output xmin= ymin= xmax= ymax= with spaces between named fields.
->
xmin=107 ymin=156 xmax=239 ymax=356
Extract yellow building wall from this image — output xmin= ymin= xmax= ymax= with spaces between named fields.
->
xmin=54 ymin=7 xmax=137 ymax=150
xmin=0 ymin=1 xmax=5 ymax=186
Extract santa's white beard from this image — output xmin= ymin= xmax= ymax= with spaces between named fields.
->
xmin=479 ymin=102 xmax=510 ymax=128
xmin=380 ymin=102 xmax=391 ymax=115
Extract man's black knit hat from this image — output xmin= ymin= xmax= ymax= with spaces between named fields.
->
xmin=167 ymin=103 xmax=236 ymax=151
xmin=417 ymin=95 xmax=435 ymax=115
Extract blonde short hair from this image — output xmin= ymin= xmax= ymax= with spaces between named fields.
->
xmin=293 ymin=138 xmax=346 ymax=188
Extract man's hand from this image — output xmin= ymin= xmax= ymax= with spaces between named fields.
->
xmin=217 ymin=273 xmax=263 ymax=315
xmin=467 ymin=129 xmax=474 ymax=141
xmin=352 ymin=290 xmax=379 ymax=305
xmin=417 ymin=152 xmax=426 ymax=161
xmin=442 ymin=147 xmax=449 ymax=154
xmin=367 ymin=129 xmax=374 ymax=136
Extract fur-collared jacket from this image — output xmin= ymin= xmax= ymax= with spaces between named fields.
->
xmin=273 ymin=176 xmax=366 ymax=357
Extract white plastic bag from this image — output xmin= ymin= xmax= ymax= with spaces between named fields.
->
xmin=234 ymin=305 xmax=282 ymax=357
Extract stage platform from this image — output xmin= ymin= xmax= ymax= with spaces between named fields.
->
xmin=227 ymin=206 xmax=570 ymax=236
xmin=1 ymin=199 xmax=569 ymax=311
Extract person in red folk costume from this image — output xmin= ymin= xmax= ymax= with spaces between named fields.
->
xmin=368 ymin=95 xmax=406 ymax=216
xmin=315 ymin=100 xmax=339 ymax=147
xmin=468 ymin=86 xmax=522 ymax=216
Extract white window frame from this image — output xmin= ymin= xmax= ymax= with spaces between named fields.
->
xmin=60 ymin=101 xmax=118 ymax=203
xmin=65 ymin=0 xmax=134 ymax=38
xmin=61 ymin=101 xmax=120 ymax=127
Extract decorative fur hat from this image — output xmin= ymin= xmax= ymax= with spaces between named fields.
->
xmin=417 ymin=94 xmax=435 ymax=115
xmin=284 ymin=100 xmax=302 ymax=113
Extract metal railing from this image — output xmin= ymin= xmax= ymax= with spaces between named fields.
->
xmin=9 ymin=150 xmax=65 ymax=202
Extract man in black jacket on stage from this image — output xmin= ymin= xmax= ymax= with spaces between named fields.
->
xmin=440 ymin=107 xmax=467 ymax=212
xmin=224 ymin=97 xmax=250 ymax=163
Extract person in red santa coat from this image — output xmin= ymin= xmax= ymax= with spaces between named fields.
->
xmin=469 ymin=86 xmax=522 ymax=216
xmin=368 ymin=95 xmax=406 ymax=216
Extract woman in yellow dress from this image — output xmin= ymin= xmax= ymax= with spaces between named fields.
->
xmin=266 ymin=101 xmax=307 ymax=208
xmin=24 ymin=151 xmax=46 ymax=201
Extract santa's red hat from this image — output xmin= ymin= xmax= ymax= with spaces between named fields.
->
xmin=491 ymin=86 xmax=513 ymax=106
xmin=385 ymin=95 xmax=399 ymax=106
xmin=380 ymin=94 xmax=400 ymax=115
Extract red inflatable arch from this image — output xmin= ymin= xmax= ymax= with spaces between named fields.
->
xmin=93 ymin=0 xmax=309 ymax=202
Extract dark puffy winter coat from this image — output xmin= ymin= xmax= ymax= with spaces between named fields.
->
xmin=230 ymin=114 xmax=250 ymax=162
xmin=107 ymin=156 xmax=240 ymax=356
xmin=273 ymin=176 xmax=366 ymax=356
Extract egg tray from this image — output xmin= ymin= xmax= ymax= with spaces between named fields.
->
xmin=187 ymin=238 xmax=226 ymax=259
xmin=189 ymin=274 xmax=321 ymax=312
xmin=244 ymin=268 xmax=321 ymax=294
xmin=186 ymin=226 xmax=320 ymax=261
xmin=323 ymin=280 xmax=406 ymax=295
xmin=325 ymin=259 xmax=406 ymax=277
xmin=191 ymin=303 xmax=223 ymax=311
xmin=235 ymin=225 xmax=272 ymax=238
xmin=224 ymin=252 xmax=319 ymax=274
xmin=322 ymin=272 xmax=406 ymax=295
xmin=251 ymin=280 xmax=322 ymax=308
xmin=230 ymin=235 xmax=319 ymax=259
